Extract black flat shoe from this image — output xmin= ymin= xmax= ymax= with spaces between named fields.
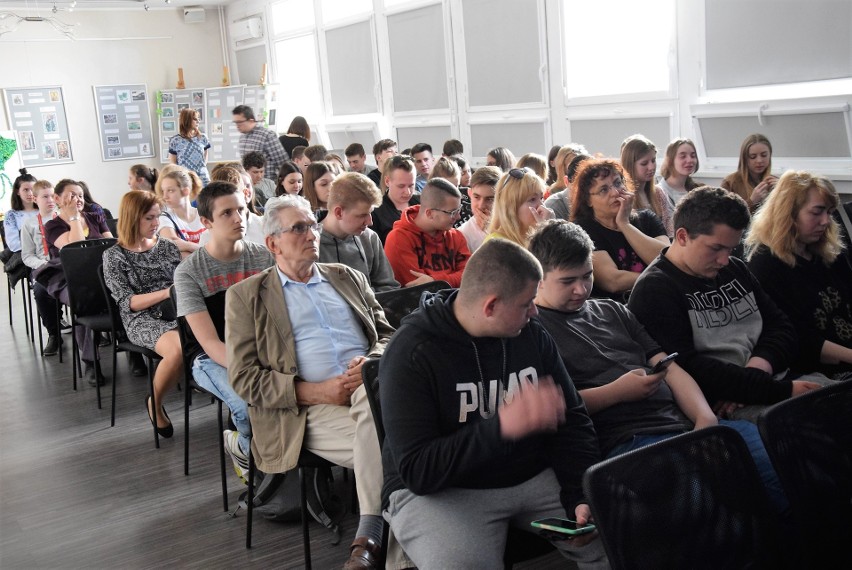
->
xmin=146 ymin=396 xmax=174 ymax=439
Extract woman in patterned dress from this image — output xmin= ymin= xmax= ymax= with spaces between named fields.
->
xmin=103 ymin=191 xmax=182 ymax=437
xmin=168 ymin=108 xmax=211 ymax=186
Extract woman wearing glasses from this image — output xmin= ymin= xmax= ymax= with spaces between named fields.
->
xmin=745 ymin=171 xmax=852 ymax=377
xmin=570 ymin=158 xmax=668 ymax=302
xmin=168 ymin=108 xmax=211 ymax=186
xmin=370 ymin=154 xmax=420 ymax=243
xmin=487 ymin=167 xmax=552 ymax=247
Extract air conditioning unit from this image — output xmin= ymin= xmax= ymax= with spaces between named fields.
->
xmin=230 ymin=17 xmax=263 ymax=43
xmin=183 ymin=7 xmax=206 ymax=24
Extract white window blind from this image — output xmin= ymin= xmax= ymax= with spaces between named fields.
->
xmin=325 ymin=20 xmax=379 ymax=115
xmin=569 ymin=117 xmax=671 ymax=159
xmin=470 ymin=122 xmax=547 ymax=157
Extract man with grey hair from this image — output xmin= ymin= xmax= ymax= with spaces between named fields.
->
xmin=226 ymin=195 xmax=406 ymax=570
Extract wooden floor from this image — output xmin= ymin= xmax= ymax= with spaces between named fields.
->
xmin=0 ymin=285 xmax=566 ymax=570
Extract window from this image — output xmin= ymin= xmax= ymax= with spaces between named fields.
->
xmin=273 ymin=35 xmax=324 ymax=120
xmin=270 ymin=0 xmax=315 ymax=34
xmin=325 ymin=20 xmax=379 ymax=115
xmin=563 ymin=0 xmax=675 ymax=100
xmin=470 ymin=122 xmax=547 ymax=158
xmin=569 ymin=116 xmax=672 ymax=159
xmin=321 ymin=0 xmax=372 ymax=25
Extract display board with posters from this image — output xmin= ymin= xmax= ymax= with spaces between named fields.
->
xmin=204 ymin=85 xmax=245 ymax=163
xmin=243 ymin=84 xmax=279 ymax=131
xmin=156 ymin=88 xmax=208 ymax=164
xmin=92 ymin=84 xmax=156 ymax=162
xmin=2 ymin=86 xmax=74 ymax=167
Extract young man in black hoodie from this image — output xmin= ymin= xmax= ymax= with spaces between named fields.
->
xmin=380 ymin=238 xmax=607 ymax=569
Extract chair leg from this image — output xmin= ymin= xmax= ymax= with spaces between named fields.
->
xmin=110 ymin=344 xmax=118 ymax=427
xmin=93 ymin=332 xmax=102 ymax=409
xmin=300 ymin=465 xmax=312 ymax=570
xmin=34 ymin=284 xmax=44 ymax=355
xmin=71 ymin=319 xmax=79 ymax=391
xmin=217 ymin=401 xmax=228 ymax=512
xmin=184 ymin=375 xmax=191 ymax=477
xmin=148 ymin=357 xmax=159 ymax=449
xmin=7 ymin=278 xmax=12 ymax=327
xmin=246 ymin=449 xmax=255 ymax=549
xmin=24 ymin=280 xmax=34 ymax=341
xmin=56 ymin=301 xmax=63 ymax=364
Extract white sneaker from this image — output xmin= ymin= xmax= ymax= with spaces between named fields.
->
xmin=223 ymin=430 xmax=249 ymax=485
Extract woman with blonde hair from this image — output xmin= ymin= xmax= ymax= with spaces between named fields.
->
xmin=746 ymin=170 xmax=852 ymax=376
xmin=620 ymin=134 xmax=672 ymax=236
xmin=722 ymin=133 xmax=777 ymax=211
xmin=155 ymin=165 xmax=205 ymax=256
xmin=486 ymin=167 xmax=552 ymax=247
xmin=429 ymin=156 xmax=461 ymax=187
xmin=659 ymin=138 xmax=700 ymax=211
xmin=103 ymin=190 xmax=182 ymax=437
xmin=168 ymin=108 xmax=211 ymax=185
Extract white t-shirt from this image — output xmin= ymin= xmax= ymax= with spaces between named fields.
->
xmin=159 ymin=207 xmax=206 ymax=244
xmin=198 ymin=212 xmax=265 ymax=247
xmin=459 ymin=217 xmax=488 ymax=253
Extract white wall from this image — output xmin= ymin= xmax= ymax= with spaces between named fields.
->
xmin=0 ymin=8 xmax=225 ymax=214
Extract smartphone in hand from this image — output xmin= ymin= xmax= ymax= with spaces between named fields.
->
xmin=650 ymin=352 xmax=679 ymax=374
xmin=531 ymin=517 xmax=596 ymax=536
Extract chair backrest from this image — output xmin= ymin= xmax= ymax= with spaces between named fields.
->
xmin=97 ymin=264 xmax=127 ymax=340
xmin=59 ymin=238 xmax=117 ymax=318
xmin=360 ymin=358 xmax=383 ymax=447
xmin=583 ymin=425 xmax=781 ymax=570
xmin=374 ymin=280 xmax=450 ymax=329
xmin=170 ymin=285 xmax=201 ymax=381
xmin=105 ymin=217 xmax=119 ymax=237
xmin=758 ymin=381 xmax=852 ymax=565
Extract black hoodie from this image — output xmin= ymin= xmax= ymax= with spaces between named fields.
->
xmin=380 ymin=290 xmax=600 ymax=513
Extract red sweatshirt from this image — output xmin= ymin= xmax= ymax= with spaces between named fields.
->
xmin=384 ymin=205 xmax=470 ymax=287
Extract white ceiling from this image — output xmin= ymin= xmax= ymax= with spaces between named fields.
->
xmin=0 ymin=0 xmax=233 ymax=10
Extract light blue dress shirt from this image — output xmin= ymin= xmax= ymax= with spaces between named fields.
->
xmin=277 ymin=265 xmax=369 ymax=382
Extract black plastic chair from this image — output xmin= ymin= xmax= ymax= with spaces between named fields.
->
xmin=6 ymin=264 xmax=31 ymax=335
xmin=59 ymin=238 xmax=117 ymax=404
xmin=374 ymin=280 xmax=450 ymax=329
xmin=758 ymin=381 xmax=852 ymax=568
xmin=170 ymin=286 xmax=229 ymax=512
xmin=98 ymin=264 xmax=163 ymax=448
xmin=583 ymin=425 xmax=783 ymax=570
xmin=361 ymin=358 xmax=555 ymax=569
xmin=105 ymin=217 xmax=118 ymax=237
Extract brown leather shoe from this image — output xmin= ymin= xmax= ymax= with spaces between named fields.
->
xmin=343 ymin=536 xmax=381 ymax=570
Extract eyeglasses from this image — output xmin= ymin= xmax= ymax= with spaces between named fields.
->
xmin=498 ymin=167 xmax=533 ymax=191
xmin=233 ymin=118 xmax=250 ymax=125
xmin=277 ymin=222 xmax=320 ymax=235
xmin=590 ymin=177 xmax=628 ymax=197
xmin=432 ymin=206 xmax=463 ymax=217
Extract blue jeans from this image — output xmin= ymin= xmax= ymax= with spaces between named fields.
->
xmin=607 ymin=420 xmax=788 ymax=514
xmin=192 ymin=355 xmax=251 ymax=456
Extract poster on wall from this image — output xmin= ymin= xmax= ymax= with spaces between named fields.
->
xmin=92 ymin=84 xmax=155 ymax=162
xmin=0 ymin=130 xmax=25 ymax=215
xmin=157 ymin=88 xmax=208 ymax=164
xmin=2 ymin=86 xmax=74 ymax=168
xmin=205 ymin=85 xmax=245 ymax=163
xmin=243 ymin=84 xmax=279 ymax=130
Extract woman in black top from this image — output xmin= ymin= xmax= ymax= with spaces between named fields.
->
xmin=279 ymin=116 xmax=310 ymax=157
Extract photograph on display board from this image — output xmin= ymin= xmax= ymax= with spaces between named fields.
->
xmin=161 ymin=92 xmax=174 ymax=103
xmin=162 ymin=121 xmax=175 ymax=131
xmin=161 ymin=107 xmax=174 ymax=117
xmin=43 ymin=112 xmax=58 ymax=133
xmin=107 ymin=136 xmax=120 ymax=145
xmin=108 ymin=148 xmax=122 ymax=158
xmin=56 ymin=140 xmax=70 ymax=159
xmin=103 ymin=113 xmax=118 ymax=124
xmin=140 ymin=143 xmax=151 ymax=155
xmin=117 ymin=90 xmax=130 ymax=103
xmin=12 ymin=94 xmax=24 ymax=105
xmin=177 ymin=103 xmax=189 ymax=111
xmin=43 ymin=142 xmax=55 ymax=159
xmin=131 ymin=90 xmax=146 ymax=101
xmin=194 ymin=107 xmax=204 ymax=122
xmin=127 ymin=120 xmax=142 ymax=131
xmin=192 ymin=91 xmax=204 ymax=104
xmin=211 ymin=123 xmax=223 ymax=134
xmin=19 ymin=131 xmax=35 ymax=151
xmin=49 ymin=90 xmax=61 ymax=102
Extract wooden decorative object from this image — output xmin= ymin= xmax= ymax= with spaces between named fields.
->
xmin=259 ymin=63 xmax=267 ymax=87
xmin=222 ymin=66 xmax=230 ymax=87
xmin=177 ymin=68 xmax=185 ymax=90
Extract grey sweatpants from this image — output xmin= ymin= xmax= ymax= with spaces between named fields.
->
xmin=386 ymin=468 xmax=609 ymax=570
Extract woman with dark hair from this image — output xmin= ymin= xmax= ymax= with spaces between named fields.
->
xmin=279 ymin=116 xmax=310 ymax=157
xmin=168 ymin=107 xmax=211 ymax=185
xmin=746 ymin=170 xmax=852 ymax=377
xmin=103 ymin=190 xmax=182 ymax=436
xmin=128 ymin=164 xmax=158 ymax=192
xmin=486 ymin=146 xmax=516 ymax=173
xmin=570 ymin=158 xmax=668 ymax=302
xmin=77 ymin=180 xmax=111 ymax=220
xmin=544 ymin=153 xmax=591 ymax=221
xmin=620 ymin=134 xmax=672 ymax=236
xmin=303 ymin=160 xmax=336 ymax=215
xmin=546 ymin=144 xmax=562 ymax=185
xmin=4 ymin=168 xmax=38 ymax=253
xmin=722 ymin=134 xmax=777 ymax=212
xmin=547 ymin=143 xmax=588 ymax=198
xmin=275 ymin=161 xmax=303 ymax=196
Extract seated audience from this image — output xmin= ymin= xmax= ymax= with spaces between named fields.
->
xmin=156 ymin=165 xmax=206 ymax=257
xmin=369 ymin=154 xmax=419 ymax=244
xmin=441 ymin=138 xmax=463 ymax=157
xmin=429 ymin=156 xmax=461 ymax=187
xmin=658 ymin=138 xmax=700 ymax=213
xmin=628 ymin=187 xmax=833 ymax=422
xmin=174 ymin=181 xmax=274 ymax=480
xmin=529 ymin=219 xmax=787 ymax=512
xmin=621 ymin=134 xmax=672 ymax=236
xmin=242 ymin=151 xmax=277 ymax=207
xmin=368 ymin=139 xmax=398 ymax=188
xmin=411 ymin=142 xmax=435 ymax=193
xmin=380 ymin=238 xmax=607 ymax=569
xmin=227 ymin=194 xmax=407 ymax=570
xmin=274 ymin=161 xmax=304 ymax=197
xmin=722 ymin=133 xmax=777 ymax=212
xmin=4 ymin=168 xmax=38 ymax=255
xmin=516 ymin=152 xmax=548 ymax=182
xmin=103 ymin=191 xmax=182 ymax=437
xmin=43 ymin=179 xmax=114 ymax=386
xmin=233 ymin=104 xmax=288 ymax=182
xmin=303 ymin=161 xmax=336 ymax=216
xmin=21 ymin=180 xmax=61 ymax=356
xmin=206 ymin=164 xmax=264 ymax=244
xmin=320 ymin=173 xmax=399 ymax=291
xmin=547 ymin=143 xmax=588 ymax=198
xmin=128 ymin=164 xmax=158 ymax=192
xmin=325 ymin=153 xmax=347 ymax=175
xmin=279 ymin=116 xmax=310 ymax=158
xmin=78 ymin=181 xmax=111 ymax=220
xmin=458 ymin=166 xmax=500 ymax=253
xmin=487 ymin=167 xmax=552 ymax=247
xmin=304 ymin=144 xmax=328 ymax=163
xmin=570 ymin=158 xmax=668 ymax=302
xmin=345 ymin=143 xmax=376 ymax=176
xmin=546 ymin=144 xmax=562 ymax=185
xmin=746 ymin=170 xmax=852 ymax=378
xmin=486 ymin=146 xmax=516 ymax=173
xmin=291 ymin=145 xmax=310 ymax=173
xmin=385 ymin=178 xmax=469 ymax=287
xmin=449 ymin=154 xmax=471 ymax=188
xmin=544 ymin=153 xmax=591 ymax=221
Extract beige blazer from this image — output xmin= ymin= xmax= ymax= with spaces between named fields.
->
xmin=226 ymin=262 xmax=393 ymax=473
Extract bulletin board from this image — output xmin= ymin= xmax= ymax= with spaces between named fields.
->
xmin=0 ymin=130 xmax=25 ymax=214
xmin=156 ymin=88 xmax=208 ymax=164
xmin=204 ymin=85 xmax=245 ymax=163
xmin=243 ymin=84 xmax=279 ymax=131
xmin=2 ymin=86 xmax=74 ymax=167
xmin=92 ymin=83 xmax=156 ymax=162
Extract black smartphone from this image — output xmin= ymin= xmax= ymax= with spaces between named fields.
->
xmin=530 ymin=517 xmax=596 ymax=536
xmin=650 ymin=352 xmax=679 ymax=374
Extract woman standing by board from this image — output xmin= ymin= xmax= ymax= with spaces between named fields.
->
xmin=168 ymin=108 xmax=211 ymax=186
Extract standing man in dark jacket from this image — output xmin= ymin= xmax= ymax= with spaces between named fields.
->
xmin=380 ymin=238 xmax=607 ymax=569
